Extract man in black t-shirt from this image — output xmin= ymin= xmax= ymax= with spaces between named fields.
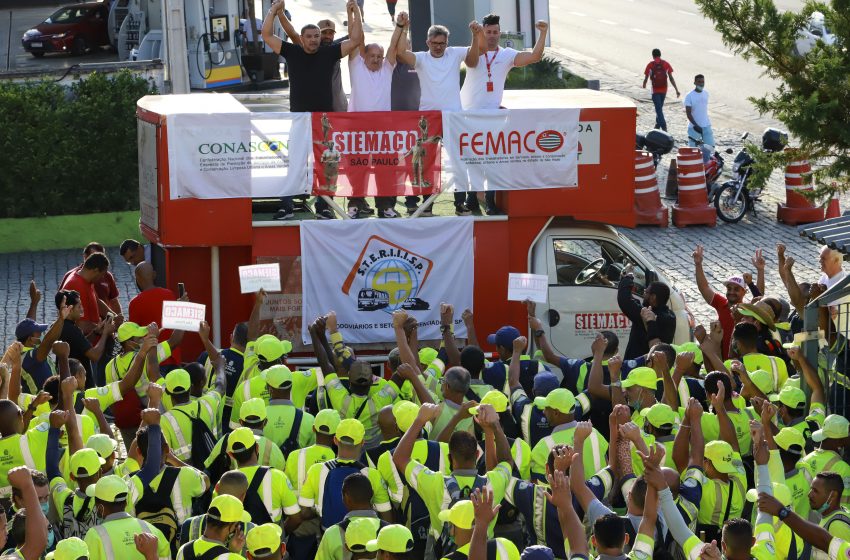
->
xmin=262 ymin=0 xmax=362 ymax=220
xmin=55 ymin=289 xmax=115 ymax=388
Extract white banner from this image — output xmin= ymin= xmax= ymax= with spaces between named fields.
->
xmin=167 ymin=112 xmax=312 ymax=199
xmin=161 ymin=301 xmax=206 ymax=332
xmin=300 ymin=217 xmax=474 ymax=344
xmin=239 ymin=264 xmax=281 ymax=294
xmin=441 ymin=108 xmax=580 ymax=191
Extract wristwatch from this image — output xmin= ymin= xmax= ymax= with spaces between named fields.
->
xmin=778 ymin=507 xmax=790 ymax=520
xmin=440 ymin=325 xmax=451 ymax=333
xmin=533 ymin=329 xmax=545 ymax=338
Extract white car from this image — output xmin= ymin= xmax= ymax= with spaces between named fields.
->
xmin=794 ymin=11 xmax=836 ymax=56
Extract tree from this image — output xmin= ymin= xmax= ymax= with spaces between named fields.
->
xmin=693 ymin=0 xmax=849 ymax=198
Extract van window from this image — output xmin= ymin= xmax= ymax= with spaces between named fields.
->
xmin=552 ymin=239 xmax=647 ymax=290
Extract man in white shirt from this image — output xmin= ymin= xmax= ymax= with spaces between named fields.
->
xmin=397 ymin=19 xmax=482 ymax=215
xmin=684 ymin=74 xmax=714 ymax=148
xmin=459 ymin=13 xmax=549 ymax=215
xmin=346 ymin=7 xmax=407 ymax=218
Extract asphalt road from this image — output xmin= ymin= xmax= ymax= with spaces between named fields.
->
xmin=549 ymin=0 xmax=806 ymax=132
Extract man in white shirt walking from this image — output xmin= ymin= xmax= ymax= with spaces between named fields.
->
xmin=459 ymin=13 xmax=549 ymax=215
xmin=684 ymin=74 xmax=714 ymax=148
xmin=346 ymin=6 xmax=407 ymax=218
xmin=397 ymin=19 xmax=482 ymax=216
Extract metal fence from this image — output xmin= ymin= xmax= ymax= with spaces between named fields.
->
xmin=802 ymin=273 xmax=850 ymax=417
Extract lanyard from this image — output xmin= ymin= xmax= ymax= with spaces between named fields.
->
xmin=484 ymin=47 xmax=499 ymax=80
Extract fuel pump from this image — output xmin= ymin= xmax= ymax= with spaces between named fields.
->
xmin=186 ymin=0 xmax=242 ymax=88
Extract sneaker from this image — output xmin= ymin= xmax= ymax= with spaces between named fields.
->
xmin=274 ymin=209 xmax=295 ymax=220
xmin=379 ymin=208 xmax=400 ymax=218
xmin=361 ymin=206 xmax=376 ymax=216
xmin=347 ymin=206 xmax=361 ymax=219
xmin=420 ymin=207 xmax=433 ymax=217
xmin=455 ymin=204 xmax=472 ymax=216
xmin=316 ymin=209 xmax=334 ymax=220
xmin=485 ymin=206 xmax=503 ymax=216
xmin=405 ymin=205 xmax=418 ymax=216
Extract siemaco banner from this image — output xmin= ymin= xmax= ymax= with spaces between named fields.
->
xmin=300 ymin=217 xmax=473 ymax=344
xmin=311 ymin=111 xmax=443 ymax=197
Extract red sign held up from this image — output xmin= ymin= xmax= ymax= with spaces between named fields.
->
xmin=311 ymin=111 xmax=443 ymax=197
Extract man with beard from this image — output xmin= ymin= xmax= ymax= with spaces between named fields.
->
xmin=693 ymin=244 xmax=745 ymax=359
xmin=263 ymin=0 xmax=362 ymax=221
xmin=617 ymin=270 xmax=676 ymax=360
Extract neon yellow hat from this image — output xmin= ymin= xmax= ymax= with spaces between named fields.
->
xmin=69 ymin=448 xmax=105 ymax=478
xmin=621 ymin=367 xmax=658 ymax=390
xmin=345 ymin=517 xmax=380 ymax=552
xmin=164 ymin=368 xmax=191 ymax=394
xmin=470 ymin=390 xmax=509 ymax=415
xmin=265 ymin=365 xmax=293 ymax=389
xmin=86 ymin=433 xmax=118 ymax=459
xmin=704 ymin=441 xmax=737 ymax=475
xmin=438 ymin=500 xmax=474 ymax=529
xmin=774 ymin=427 xmax=805 ymax=454
xmin=419 ymin=347 xmax=439 ymax=366
xmin=45 ymin=537 xmax=88 ymax=560
xmin=748 ymin=369 xmax=774 ymax=395
xmin=769 ymin=385 xmax=806 ymax=409
xmin=533 ymin=388 xmax=576 ymax=414
xmin=314 ymin=409 xmax=342 ymax=435
xmin=240 ymin=398 xmax=268 ymax=422
xmin=85 ymin=475 xmax=128 ymax=502
xmin=336 ymin=419 xmax=365 ymax=445
xmin=813 ymin=414 xmax=850 ymax=442
xmin=208 ymin=494 xmax=251 ymax=523
xmin=116 ymin=321 xmax=147 ymax=343
xmin=246 ymin=523 xmax=283 ymax=558
xmin=366 ymin=524 xmax=415 ymax=553
xmin=639 ymin=403 xmax=676 ymax=429
xmin=227 ymin=427 xmax=257 ymax=453
xmin=392 ymin=401 xmax=419 ymax=432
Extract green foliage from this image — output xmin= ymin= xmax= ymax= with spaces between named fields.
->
xmin=694 ymin=0 xmax=849 ymax=198
xmin=0 ymin=71 xmax=156 ymax=218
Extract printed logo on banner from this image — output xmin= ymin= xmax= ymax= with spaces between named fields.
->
xmin=312 ymin=111 xmax=443 ymax=198
xmin=341 ymin=236 xmax=434 ymax=313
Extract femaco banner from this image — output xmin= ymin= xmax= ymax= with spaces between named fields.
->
xmin=311 ymin=111 xmax=442 ymax=198
xmin=300 ymin=217 xmax=473 ymax=344
xmin=441 ymin=108 xmax=581 ymax=191
xmin=166 ymin=112 xmax=313 ymax=199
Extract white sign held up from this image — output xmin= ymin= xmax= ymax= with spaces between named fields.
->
xmin=162 ymin=301 xmax=206 ymax=332
xmin=239 ymin=264 xmax=281 ymax=294
xmin=507 ymin=273 xmax=548 ymax=303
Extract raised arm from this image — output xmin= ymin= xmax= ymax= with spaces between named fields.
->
xmin=568 ymin=421 xmax=596 ymax=510
xmin=440 ymin=304 xmax=461 ymax=368
xmin=783 ymin=256 xmax=806 ymax=314
xmin=246 ymin=289 xmax=266 ymax=343
xmin=392 ymin=310 xmax=421 ymax=373
xmin=37 ymin=299 xmax=70 ymax=363
xmin=276 ymin=7 xmax=301 ymax=45
xmin=528 ymin=301 xmax=560 ymax=365
xmin=787 ymin=346 xmax=825 ymax=407
xmin=469 ymin=487 xmax=501 ymax=560
xmin=391 ymin=363 xmax=435 ymax=405
xmin=395 ymin=12 xmax=415 ymax=66
xmin=752 ymin=249 xmax=766 ymax=297
xmin=692 ymin=245 xmax=716 ymax=305
xmin=309 ymin=317 xmax=336 ymax=376
xmin=546 ymin=464 xmax=588 ymax=558
xmin=587 ymin=334 xmax=616 ymax=401
xmin=507 ymin=336 xmax=525 ymax=391
xmin=477 ymin=405 xmax=512 ymax=471
xmin=385 ymin=14 xmax=405 ymax=66
xmin=464 ymin=21 xmax=482 ymax=67
xmin=339 ymin=0 xmax=362 ymax=57
xmin=197 ymin=321 xmax=222 ymax=371
xmin=26 ymin=281 xmax=41 ymax=321
xmin=393 ymin=403 xmax=440 ymax=475
xmin=9 ymin=467 xmax=48 ymax=560
xmin=262 ymin=1 xmax=287 ymax=55
xmin=513 ymin=21 xmax=547 ymax=67
xmin=711 ymin=383 xmax=740 ymax=454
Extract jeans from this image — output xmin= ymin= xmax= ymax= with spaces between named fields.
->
xmin=687 ymin=124 xmax=714 ymax=148
xmin=651 ymin=92 xmax=667 ymax=131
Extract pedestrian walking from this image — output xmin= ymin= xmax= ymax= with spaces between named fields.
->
xmin=641 ymin=48 xmax=679 ymax=131
xmin=684 ymin=73 xmax=714 ymax=147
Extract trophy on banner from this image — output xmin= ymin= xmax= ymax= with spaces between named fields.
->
xmin=404 ymin=115 xmax=441 ymax=190
xmin=315 ymin=113 xmax=340 ymax=192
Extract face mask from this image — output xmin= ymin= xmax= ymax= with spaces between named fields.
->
xmin=695 ymin=86 xmax=704 ymax=92
xmin=630 ymin=389 xmax=643 ymax=412
xmin=46 ymin=527 xmax=55 ymax=549
xmin=40 ymin=501 xmax=50 ymax=516
xmin=816 ymin=492 xmax=834 ymax=514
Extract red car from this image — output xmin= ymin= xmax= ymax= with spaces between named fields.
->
xmin=22 ymin=2 xmax=110 ymax=57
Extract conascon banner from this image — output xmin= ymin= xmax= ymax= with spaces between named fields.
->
xmin=441 ymin=108 xmax=581 ymax=191
xmin=300 ymin=217 xmax=473 ymax=344
xmin=167 ymin=112 xmax=312 ymax=199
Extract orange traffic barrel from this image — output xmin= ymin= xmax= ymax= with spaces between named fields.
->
xmin=777 ymin=149 xmax=824 ymax=225
xmin=672 ymin=147 xmax=716 ymax=227
xmin=633 ymin=150 xmax=668 ymax=226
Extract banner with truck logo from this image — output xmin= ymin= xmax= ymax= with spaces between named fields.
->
xmin=300 ymin=217 xmax=473 ymax=344
xmin=167 ymin=112 xmax=312 ymax=199
xmin=441 ymin=108 xmax=581 ymax=191
xmin=311 ymin=111 xmax=442 ymax=198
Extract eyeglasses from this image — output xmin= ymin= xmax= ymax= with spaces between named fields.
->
xmin=429 ymin=41 xmax=447 ymax=47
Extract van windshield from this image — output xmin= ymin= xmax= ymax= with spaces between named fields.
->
xmin=552 ymin=238 xmax=647 ymax=291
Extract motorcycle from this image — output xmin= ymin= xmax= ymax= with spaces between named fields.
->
xmin=635 ymin=129 xmax=675 ymax=168
xmin=713 ymin=128 xmax=788 ymax=223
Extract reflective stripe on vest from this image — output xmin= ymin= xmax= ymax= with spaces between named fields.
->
xmin=259 ymin=440 xmax=274 ymax=467
xmin=198 ymin=399 xmax=217 ymax=438
xmin=172 ymin=475 xmax=188 ymax=524
xmin=531 ymin=487 xmax=546 ymax=546
xmin=495 ymin=539 xmax=510 ymax=560
xmin=260 ymin=469 xmax=280 ymax=521
xmin=93 ymin=525 xmax=115 ymax=558
xmin=297 ymin=449 xmax=308 ymax=489
xmin=708 ymin=477 xmax=743 ymax=527
xmin=164 ymin=413 xmax=191 ymax=460
xmin=520 ymin=404 xmax=533 ymax=443
xmin=588 ymin=433 xmax=603 ymax=473
xmin=512 ymin=441 xmax=524 ymax=473
xmin=189 ymin=515 xmax=204 ymax=541
xmin=20 ymin=437 xmax=36 ymax=470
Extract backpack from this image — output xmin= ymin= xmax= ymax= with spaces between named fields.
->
xmin=279 ymin=408 xmax=304 ymax=458
xmin=135 ymin=466 xmax=181 ymax=557
xmin=243 ymin=467 xmax=273 ymax=526
xmin=320 ymin=460 xmax=366 ymax=530
xmin=174 ymin=402 xmax=217 ymax=469
xmin=205 ymin=433 xmax=233 ymax=488
xmin=402 ymin=441 xmax=442 ymax=549
xmin=433 ymin=473 xmax=488 ymax=559
xmin=56 ymin=493 xmax=96 ymax=539
xmin=649 ymin=60 xmax=668 ymax=89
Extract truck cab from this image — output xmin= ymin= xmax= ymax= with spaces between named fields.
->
xmin=531 ymin=219 xmax=691 ymax=360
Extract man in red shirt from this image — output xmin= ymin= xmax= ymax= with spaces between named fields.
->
xmin=693 ymin=244 xmax=746 ymax=360
xmin=62 ymin=242 xmax=122 ymax=315
xmin=642 ymin=48 xmax=680 ymax=132
xmin=129 ymin=261 xmax=183 ymax=366
xmin=60 ymin=252 xmax=109 ymax=335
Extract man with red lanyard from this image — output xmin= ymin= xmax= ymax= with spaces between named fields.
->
xmin=692 ymin=244 xmax=747 ymax=359
xmin=642 ymin=48 xmax=680 ymax=132
xmin=460 ymin=13 xmax=548 ymax=215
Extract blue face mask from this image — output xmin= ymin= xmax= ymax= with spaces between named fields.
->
xmin=40 ymin=501 xmax=50 ymax=516
xmin=695 ymin=85 xmax=704 ymax=92
xmin=816 ymin=492 xmax=834 ymax=514
xmin=46 ymin=527 xmax=55 ymax=549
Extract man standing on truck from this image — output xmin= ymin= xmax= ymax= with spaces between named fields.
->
xmin=396 ymin=19 xmax=482 ymax=216
xmin=262 ymin=0 xmax=362 ymax=221
xmin=642 ymin=48 xmax=679 ymax=132
xmin=617 ymin=271 xmax=676 ymax=360
xmin=459 ymin=14 xmax=549 ymax=215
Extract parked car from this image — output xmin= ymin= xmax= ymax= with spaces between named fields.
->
xmin=22 ymin=2 xmax=110 ymax=57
